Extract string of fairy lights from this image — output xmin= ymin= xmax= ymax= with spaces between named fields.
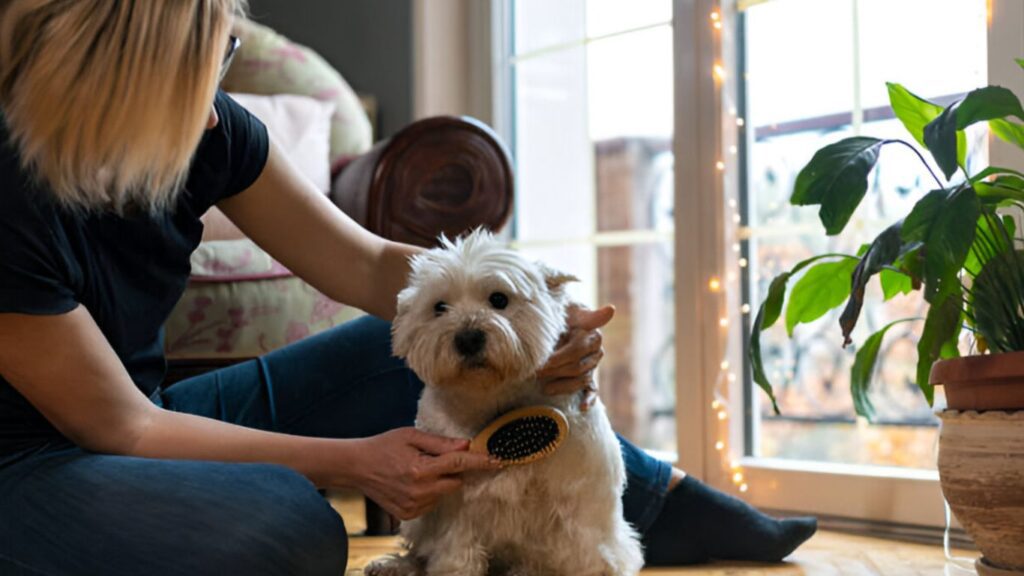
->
xmin=706 ymin=4 xmax=751 ymax=495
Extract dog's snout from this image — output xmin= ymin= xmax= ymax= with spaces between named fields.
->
xmin=454 ymin=329 xmax=486 ymax=357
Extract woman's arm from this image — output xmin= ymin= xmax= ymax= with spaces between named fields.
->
xmin=216 ymin=141 xmax=419 ymax=320
xmin=0 ymin=307 xmax=496 ymax=519
xmin=220 ymin=143 xmax=617 ymax=401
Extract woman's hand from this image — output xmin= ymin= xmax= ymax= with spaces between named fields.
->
xmin=348 ymin=428 xmax=501 ymax=521
xmin=538 ymin=304 xmax=615 ymax=411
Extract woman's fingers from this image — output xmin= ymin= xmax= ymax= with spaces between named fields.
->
xmin=543 ymin=366 xmax=599 ymax=395
xmin=541 ymin=331 xmax=603 ymax=376
xmin=541 ymin=347 xmax=604 ymax=381
xmin=405 ymin=429 xmax=470 ymax=456
xmin=566 ymin=304 xmax=615 ymax=331
xmin=420 ymin=450 xmax=500 ymax=479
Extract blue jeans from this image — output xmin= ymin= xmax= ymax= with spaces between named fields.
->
xmin=0 ymin=316 xmax=671 ymax=575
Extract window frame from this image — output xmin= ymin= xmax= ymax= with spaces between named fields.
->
xmin=689 ymin=0 xmax=1024 ymax=528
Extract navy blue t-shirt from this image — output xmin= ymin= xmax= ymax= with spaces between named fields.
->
xmin=0 ymin=92 xmax=269 ymax=453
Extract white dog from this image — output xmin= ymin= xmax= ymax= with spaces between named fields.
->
xmin=366 ymin=230 xmax=643 ymax=576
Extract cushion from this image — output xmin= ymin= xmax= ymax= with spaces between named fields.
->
xmin=229 ymin=92 xmax=335 ymax=192
xmin=189 ymin=239 xmax=292 ymax=282
xmin=221 ymin=19 xmax=373 ymax=169
xmin=165 ymin=276 xmax=364 ymax=359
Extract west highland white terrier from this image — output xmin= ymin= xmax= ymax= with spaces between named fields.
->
xmin=365 ymin=230 xmax=643 ymax=576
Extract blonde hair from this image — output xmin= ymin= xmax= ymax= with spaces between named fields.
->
xmin=0 ymin=0 xmax=245 ymax=214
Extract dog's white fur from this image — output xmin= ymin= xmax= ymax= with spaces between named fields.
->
xmin=366 ymin=230 xmax=643 ymax=576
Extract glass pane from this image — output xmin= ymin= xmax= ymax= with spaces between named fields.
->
xmin=743 ymin=0 xmax=988 ymax=470
xmin=588 ymin=25 xmax=674 ymax=142
xmin=745 ymin=0 xmax=855 ymax=128
xmin=514 ymin=46 xmax=595 ymax=242
xmin=587 ymin=0 xmax=672 ymax=38
xmin=589 ymin=26 xmax=674 ymax=234
xmin=597 ymin=243 xmax=676 ymax=452
xmin=858 ymin=0 xmax=987 ymax=110
xmin=512 ymin=2 xmax=676 ymax=453
xmin=514 ymin=0 xmax=585 ymax=55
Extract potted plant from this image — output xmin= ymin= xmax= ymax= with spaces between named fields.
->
xmin=749 ymin=68 xmax=1024 ymax=573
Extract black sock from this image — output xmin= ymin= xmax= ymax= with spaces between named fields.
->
xmin=642 ymin=475 xmax=817 ymax=565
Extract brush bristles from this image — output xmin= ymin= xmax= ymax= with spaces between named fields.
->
xmin=470 ymin=406 xmax=569 ymax=466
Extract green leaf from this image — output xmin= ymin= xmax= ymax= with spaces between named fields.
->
xmin=786 ymin=258 xmax=859 ymax=336
xmin=901 ymin=186 xmax=980 ymax=303
xmin=750 ymin=305 xmax=781 ymax=416
xmin=880 ymin=269 xmax=914 ymax=300
xmin=851 ymin=319 xmax=917 ymax=421
xmin=965 ymin=212 xmax=1016 ymax=277
xmin=838 ymin=223 xmax=906 ymax=345
xmin=916 ymin=294 xmax=962 ymax=405
xmin=973 ymin=249 xmax=1024 ymax=353
xmin=887 ymin=83 xmax=966 ymax=167
xmin=925 ymin=87 xmax=1024 ymax=180
xmin=990 ymin=118 xmax=1024 ymax=152
xmin=791 ymin=137 xmax=886 ymax=235
xmin=970 ymin=166 xmax=1024 ymax=183
xmin=1017 ymin=58 xmax=1024 ymax=71
xmin=895 ymin=244 xmax=926 ymax=287
xmin=974 ymin=179 xmax=1024 ymax=205
xmin=750 ymin=254 xmax=849 ymax=414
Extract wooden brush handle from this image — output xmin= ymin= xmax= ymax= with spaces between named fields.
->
xmin=469 ymin=405 xmax=569 ymax=455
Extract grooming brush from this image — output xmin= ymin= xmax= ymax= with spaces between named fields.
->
xmin=469 ymin=406 xmax=569 ymax=466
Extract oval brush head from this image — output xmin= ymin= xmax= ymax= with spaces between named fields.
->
xmin=469 ymin=406 xmax=569 ymax=466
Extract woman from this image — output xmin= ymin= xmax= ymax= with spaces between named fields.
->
xmin=0 ymin=2 xmax=815 ymax=575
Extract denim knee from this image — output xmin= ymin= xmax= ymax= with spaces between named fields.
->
xmin=196 ymin=463 xmax=349 ymax=576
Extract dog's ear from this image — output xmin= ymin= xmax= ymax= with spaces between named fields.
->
xmin=539 ymin=263 xmax=579 ymax=295
xmin=391 ymin=289 xmax=416 ymax=358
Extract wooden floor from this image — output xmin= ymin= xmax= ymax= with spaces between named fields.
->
xmin=329 ymin=492 xmax=980 ymax=575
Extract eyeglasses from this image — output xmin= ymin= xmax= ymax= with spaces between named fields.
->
xmin=219 ymin=35 xmax=241 ymax=81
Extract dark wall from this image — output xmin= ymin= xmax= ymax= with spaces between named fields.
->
xmin=246 ymin=0 xmax=412 ymax=138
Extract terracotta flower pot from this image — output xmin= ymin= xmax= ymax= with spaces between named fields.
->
xmin=932 ymin=353 xmax=1024 ymax=572
xmin=931 ymin=351 xmax=1024 ymax=411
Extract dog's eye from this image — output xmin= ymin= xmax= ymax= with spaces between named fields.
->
xmin=489 ymin=292 xmax=509 ymax=310
xmin=433 ymin=301 xmax=448 ymax=316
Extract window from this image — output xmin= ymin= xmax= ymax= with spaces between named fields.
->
xmin=494 ymin=0 xmax=1024 ymax=528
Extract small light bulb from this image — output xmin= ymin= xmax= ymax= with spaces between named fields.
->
xmin=732 ymin=243 xmax=741 ymax=253
xmin=709 ymin=277 xmax=722 ymax=292
xmin=720 ymin=360 xmax=730 ymax=371
xmin=736 ymin=118 xmax=745 ymax=127
xmin=739 ymin=483 xmax=749 ymax=493
xmin=739 ymin=257 xmax=748 ymax=268
xmin=729 ymin=145 xmax=738 ymax=155
xmin=741 ymin=303 xmax=751 ymax=314
xmin=719 ymin=317 xmax=729 ymax=328
xmin=713 ymin=64 xmax=727 ymax=80
xmin=715 ymin=441 xmax=725 ymax=451
xmin=717 ymin=410 xmax=728 ymax=421
xmin=711 ymin=399 xmax=721 ymax=410
xmin=715 ymin=161 xmax=726 ymax=171
xmin=713 ymin=20 xmax=723 ymax=29
xmin=732 ymin=213 xmax=741 ymax=224
xmin=728 ymin=372 xmax=737 ymax=383
xmin=733 ymin=472 xmax=744 ymax=483
xmin=730 ymin=459 xmax=740 ymax=470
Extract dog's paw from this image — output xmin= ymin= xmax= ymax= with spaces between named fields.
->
xmin=364 ymin=554 xmax=422 ymax=576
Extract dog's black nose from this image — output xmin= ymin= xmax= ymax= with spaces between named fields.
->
xmin=454 ymin=329 xmax=486 ymax=357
